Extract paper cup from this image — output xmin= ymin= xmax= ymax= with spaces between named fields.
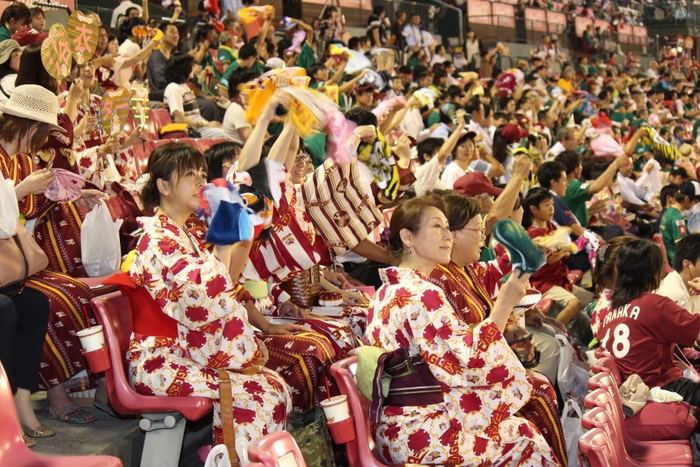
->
xmin=82 ymin=347 xmax=111 ymax=373
xmin=320 ymin=395 xmax=350 ymax=422
xmin=327 ymin=417 xmax=356 ymax=444
xmin=77 ymin=325 xmax=105 ymax=352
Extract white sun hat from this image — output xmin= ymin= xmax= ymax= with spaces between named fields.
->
xmin=0 ymin=84 xmax=64 ymax=132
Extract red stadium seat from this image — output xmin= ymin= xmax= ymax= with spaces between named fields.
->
xmin=147 ymin=109 xmax=174 ymax=140
xmin=0 ymin=360 xmax=123 ymax=467
xmin=248 ymin=431 xmax=307 ymax=467
xmin=195 ymin=138 xmax=229 ymax=154
xmin=567 ymin=269 xmax=583 ymax=285
xmin=584 ymin=388 xmax=692 ymax=466
xmin=652 ymin=233 xmax=674 ymax=275
xmin=91 ymin=292 xmax=213 ymax=466
xmin=537 ymin=298 xmax=554 ymax=315
xmin=578 ymin=427 xmax=617 ymax=467
xmin=330 ymin=356 xmax=401 ymax=467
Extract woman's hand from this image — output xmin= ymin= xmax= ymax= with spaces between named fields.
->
xmin=353 ymin=125 xmax=376 ymax=143
xmin=496 ymin=270 xmax=529 ymax=313
xmin=74 ymin=189 xmax=107 ymax=209
xmin=68 ymin=78 xmax=85 ymax=101
xmin=322 ymin=269 xmax=350 ymax=289
xmin=98 ymin=135 xmax=121 ymax=157
xmin=264 ymin=322 xmax=308 ymax=335
xmin=279 ymin=300 xmax=309 ymax=318
xmin=340 ymin=290 xmax=370 ymax=306
xmin=15 ymin=170 xmax=55 ymax=199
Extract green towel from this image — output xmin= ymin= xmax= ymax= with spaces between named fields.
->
xmin=356 ymin=346 xmax=390 ymax=401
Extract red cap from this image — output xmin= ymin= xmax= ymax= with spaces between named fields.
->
xmin=501 ymin=124 xmax=529 ymax=142
xmin=12 ymin=27 xmax=48 ymax=46
xmin=453 ymin=172 xmax=503 ymax=197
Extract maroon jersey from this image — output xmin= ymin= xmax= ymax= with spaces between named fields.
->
xmin=598 ymin=293 xmax=700 ymax=388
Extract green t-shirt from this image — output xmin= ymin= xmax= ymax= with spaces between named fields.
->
xmin=218 ymin=46 xmax=235 ymax=65
xmin=426 ymin=110 xmax=441 ymax=128
xmin=562 ymin=179 xmax=592 ymax=228
xmin=0 ymin=26 xmax=10 ymax=42
xmin=219 ymin=61 xmax=241 ymax=90
xmin=296 ymin=43 xmax=316 ymax=73
xmin=660 ymin=206 xmax=687 ymax=265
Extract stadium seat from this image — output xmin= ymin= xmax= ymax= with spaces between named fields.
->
xmin=147 ymin=109 xmax=174 ymax=140
xmin=578 ymin=427 xmax=618 ymax=467
xmin=590 ymin=356 xmax=622 ymax=385
xmin=330 ymin=356 xmax=401 ymax=467
xmin=536 ymin=298 xmax=554 ymax=315
xmin=567 ymin=269 xmax=583 ymax=285
xmin=584 ymin=388 xmax=692 ymax=466
xmin=91 ymin=292 xmax=213 ymax=467
xmin=248 ymin=431 xmax=307 ymax=467
xmin=195 ymin=138 xmax=229 ymax=154
xmin=0 ymin=361 xmax=123 ymax=467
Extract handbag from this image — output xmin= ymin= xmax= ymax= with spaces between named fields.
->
xmin=0 ymin=222 xmax=49 ymax=291
xmin=219 ymin=370 xmax=241 ymax=467
xmin=287 ymin=407 xmax=336 ymax=467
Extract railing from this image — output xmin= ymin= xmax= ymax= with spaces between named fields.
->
xmin=373 ymin=0 xmax=464 ymax=47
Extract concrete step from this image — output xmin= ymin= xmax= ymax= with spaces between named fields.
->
xmin=29 ymin=391 xmax=212 ymax=467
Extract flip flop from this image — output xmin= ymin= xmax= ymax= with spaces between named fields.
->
xmin=47 ymin=402 xmax=98 ymax=425
xmin=93 ymin=400 xmax=118 ymax=418
xmin=492 ymin=219 xmax=547 ymax=277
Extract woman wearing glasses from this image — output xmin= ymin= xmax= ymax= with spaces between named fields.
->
xmin=365 ymin=194 xmax=559 ymax=466
xmin=425 ymin=191 xmax=568 ymax=466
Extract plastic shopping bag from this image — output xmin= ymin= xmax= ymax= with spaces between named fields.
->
xmin=556 ymin=334 xmax=590 ymax=401
xmin=561 ymin=398 xmax=584 ymax=465
xmin=81 ymin=201 xmax=123 ymax=277
xmin=0 ymin=176 xmax=18 ymax=239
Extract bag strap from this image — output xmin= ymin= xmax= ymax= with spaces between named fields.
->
xmin=6 ymin=231 xmax=30 ymax=296
xmin=218 ymin=370 xmax=240 ymax=467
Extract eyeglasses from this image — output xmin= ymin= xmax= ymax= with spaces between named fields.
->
xmin=462 ymin=226 xmax=485 ymax=236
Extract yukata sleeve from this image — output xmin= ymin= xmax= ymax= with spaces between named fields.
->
xmin=134 ymin=231 xmax=256 ymax=338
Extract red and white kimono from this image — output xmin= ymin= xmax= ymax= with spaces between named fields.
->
xmin=365 ymin=267 xmax=560 ymax=466
xmin=128 ymin=215 xmax=291 ymax=445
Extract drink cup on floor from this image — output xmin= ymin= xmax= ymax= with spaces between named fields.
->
xmin=77 ymin=325 xmax=105 ymax=352
xmin=320 ymin=395 xmax=350 ymax=422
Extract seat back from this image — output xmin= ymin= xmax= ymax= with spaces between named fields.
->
xmin=579 ymin=427 xmax=617 ymax=467
xmin=0 ymin=361 xmax=29 ymax=464
xmin=248 ymin=431 xmax=307 ymax=467
xmin=584 ymin=387 xmax=641 ymax=464
xmin=195 ymin=138 xmax=229 ymax=154
xmin=591 ymin=357 xmax=621 ymax=386
xmin=652 ymin=233 xmax=674 ymax=275
xmin=148 ymin=108 xmax=174 ymax=140
xmin=588 ymin=371 xmax=616 ymax=393
xmin=582 ymin=406 xmax=627 ymax=464
xmin=91 ymin=292 xmax=212 ymax=419
xmin=330 ymin=357 xmax=393 ymax=467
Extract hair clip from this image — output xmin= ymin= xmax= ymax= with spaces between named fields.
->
xmin=597 ymin=243 xmax=610 ymax=264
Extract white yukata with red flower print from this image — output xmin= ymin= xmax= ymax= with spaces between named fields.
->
xmin=365 ymin=267 xmax=560 ymax=466
xmin=128 ymin=214 xmax=292 ymax=446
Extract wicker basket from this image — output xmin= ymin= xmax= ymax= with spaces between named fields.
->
xmin=280 ymin=265 xmax=321 ymax=309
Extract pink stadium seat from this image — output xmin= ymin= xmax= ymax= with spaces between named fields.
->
xmin=537 ymin=298 xmax=554 ymax=315
xmin=579 ymin=427 xmax=618 ymax=467
xmin=248 ymin=431 xmax=307 ymax=467
xmin=147 ymin=109 xmax=174 ymax=140
xmin=0 ymin=361 xmax=123 ymax=467
xmin=91 ymin=292 xmax=212 ymax=466
xmin=652 ymin=233 xmax=675 ymax=275
xmin=195 ymin=138 xmax=229 ymax=154
xmin=590 ymin=356 xmax=621 ymax=385
xmin=567 ymin=269 xmax=583 ymax=285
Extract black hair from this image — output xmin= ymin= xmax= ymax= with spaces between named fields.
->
xmin=464 ymin=98 xmax=482 ymax=115
xmin=1 ymin=3 xmax=30 ymax=26
xmin=238 ymin=43 xmax=257 ymax=60
xmin=142 ymin=143 xmax=207 ymax=211
xmin=118 ymin=17 xmax=146 ymax=44
xmin=554 ymin=149 xmax=581 ymax=176
xmin=677 ymin=180 xmax=696 ymax=203
xmin=537 ymin=160 xmax=567 ymax=189
xmin=164 ymin=54 xmax=194 ymax=84
xmin=15 ymin=44 xmax=57 ymax=93
xmin=522 ymin=186 xmax=554 ymax=229
xmin=348 ymin=37 xmax=360 ymax=50
xmin=491 ymin=125 xmax=509 ymax=164
xmin=344 ymin=107 xmax=377 ymax=126
xmin=416 ymin=137 xmax=443 ymax=165
xmin=660 ymin=183 xmax=679 ymax=208
xmin=308 ymin=62 xmax=325 ymax=82
xmin=373 ymin=5 xmax=385 ymax=15
xmin=674 ymin=234 xmax=700 ymax=272
xmin=194 ymin=23 xmax=216 ymax=42
xmin=387 ymin=195 xmax=446 ymax=262
xmin=228 ymin=68 xmax=258 ymax=98
xmin=204 ymin=141 xmax=243 ymax=180
xmin=158 ymin=21 xmax=178 ymax=34
xmin=440 ymin=192 xmax=481 ymax=231
xmin=611 ymin=239 xmax=664 ymax=309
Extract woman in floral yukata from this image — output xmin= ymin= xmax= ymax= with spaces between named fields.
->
xmin=128 ymin=142 xmax=292 ymax=446
xmin=365 ymin=195 xmax=560 ymax=466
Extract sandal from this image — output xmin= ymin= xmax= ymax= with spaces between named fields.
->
xmin=47 ymin=402 xmax=98 ymax=425
xmin=93 ymin=400 xmax=118 ymax=418
xmin=22 ymin=434 xmax=36 ymax=448
xmin=20 ymin=422 xmax=56 ymax=438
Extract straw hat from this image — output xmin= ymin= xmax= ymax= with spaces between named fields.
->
xmin=0 ymin=40 xmax=22 ymax=65
xmin=0 ymin=84 xmax=64 ymax=132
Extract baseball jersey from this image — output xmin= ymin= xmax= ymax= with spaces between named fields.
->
xmin=562 ymin=179 xmax=592 ymax=228
xmin=598 ymin=293 xmax=700 ymax=388
xmin=660 ymin=206 xmax=687 ymax=265
xmin=527 ymin=221 xmax=572 ymax=294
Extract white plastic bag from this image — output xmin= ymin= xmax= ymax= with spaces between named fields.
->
xmin=81 ymin=201 xmax=123 ymax=277
xmin=556 ymin=334 xmax=589 ymax=401
xmin=0 ymin=177 xmax=18 ymax=239
xmin=561 ymin=398 xmax=584 ymax=465
xmin=204 ymin=445 xmax=232 ymax=467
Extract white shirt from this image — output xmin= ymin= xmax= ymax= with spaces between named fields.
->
xmin=467 ymin=120 xmax=493 ymax=155
xmin=403 ymin=24 xmax=434 ymax=59
xmin=222 ymin=102 xmax=251 ymax=143
xmin=118 ymin=38 xmax=141 ymax=57
xmin=429 ymin=54 xmax=446 ymax=67
xmin=646 ymin=67 xmax=659 ymax=79
xmin=414 ymin=155 xmax=445 ymax=196
xmin=440 ymin=161 xmax=470 ymax=189
xmin=164 ymin=82 xmax=206 ymax=124
xmin=617 ymin=172 xmax=648 ymax=205
xmin=546 ymin=141 xmax=566 ymax=160
xmin=655 ymin=270 xmax=700 ymax=315
xmin=634 ymin=158 xmax=662 ymax=200
xmin=111 ymin=1 xmax=143 ymax=28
